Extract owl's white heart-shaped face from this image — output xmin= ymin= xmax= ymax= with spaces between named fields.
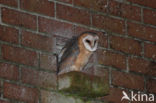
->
xmin=82 ymin=35 xmax=99 ymax=52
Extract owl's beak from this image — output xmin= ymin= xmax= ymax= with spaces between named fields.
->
xmin=91 ymin=42 xmax=94 ymax=48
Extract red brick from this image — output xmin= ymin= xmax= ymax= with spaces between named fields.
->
xmin=74 ymin=0 xmax=107 ymax=13
xmin=2 ymin=8 xmax=37 ymax=30
xmin=20 ymin=0 xmax=54 ymax=17
xmin=127 ymin=0 xmax=156 ymax=9
xmin=0 ymin=25 xmax=18 ymax=44
xmin=0 ymin=0 xmax=17 ymax=7
xmin=128 ymin=57 xmax=150 ymax=74
xmin=108 ymin=0 xmax=141 ymax=21
xmin=74 ymin=26 xmax=108 ymax=48
xmin=57 ymin=0 xmax=72 ymax=4
xmin=144 ymin=9 xmax=156 ymax=26
xmin=92 ymin=14 xmax=125 ymax=34
xmin=55 ymin=35 xmax=69 ymax=46
xmin=102 ymin=87 xmax=129 ymax=103
xmin=21 ymin=68 xmax=57 ymax=89
xmin=110 ymin=36 xmax=142 ymax=55
xmin=112 ymin=70 xmax=144 ymax=90
xmin=0 ymin=100 xmax=10 ymax=103
xmin=74 ymin=26 xmax=90 ymax=36
xmin=38 ymin=17 xmax=75 ymax=38
xmin=97 ymin=49 xmax=126 ymax=70
xmin=147 ymin=79 xmax=156 ymax=94
xmin=128 ymin=22 xmax=156 ymax=42
xmin=0 ymin=81 xmax=1 ymax=96
xmin=0 ymin=62 xmax=19 ymax=80
xmin=144 ymin=43 xmax=156 ymax=60
xmin=97 ymin=33 xmax=108 ymax=48
xmin=4 ymin=82 xmax=39 ymax=103
xmin=147 ymin=62 xmax=156 ymax=77
xmin=2 ymin=45 xmax=38 ymax=66
xmin=129 ymin=57 xmax=156 ymax=77
xmin=22 ymin=31 xmax=54 ymax=52
xmin=56 ymin=4 xmax=90 ymax=25
xmin=40 ymin=53 xmax=57 ymax=71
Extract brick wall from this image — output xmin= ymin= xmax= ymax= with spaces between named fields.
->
xmin=0 ymin=0 xmax=156 ymax=103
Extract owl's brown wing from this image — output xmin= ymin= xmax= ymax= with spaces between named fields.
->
xmin=58 ymin=36 xmax=79 ymax=74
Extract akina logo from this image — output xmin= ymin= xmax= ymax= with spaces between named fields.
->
xmin=121 ymin=91 xmax=155 ymax=102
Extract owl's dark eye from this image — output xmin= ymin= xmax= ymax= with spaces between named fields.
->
xmin=86 ymin=39 xmax=91 ymax=44
xmin=94 ymin=40 xmax=97 ymax=45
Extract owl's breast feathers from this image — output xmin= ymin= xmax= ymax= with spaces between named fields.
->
xmin=73 ymin=33 xmax=93 ymax=71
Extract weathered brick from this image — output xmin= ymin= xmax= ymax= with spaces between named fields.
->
xmin=55 ymin=35 xmax=68 ymax=46
xmin=0 ymin=80 xmax=1 ymax=97
xmin=0 ymin=100 xmax=10 ymax=103
xmin=20 ymin=0 xmax=54 ymax=17
xmin=4 ymin=82 xmax=39 ymax=103
xmin=0 ymin=0 xmax=17 ymax=7
xmin=112 ymin=70 xmax=144 ymax=90
xmin=38 ymin=17 xmax=75 ymax=38
xmin=2 ymin=8 xmax=37 ymax=30
xmin=143 ymin=9 xmax=156 ymax=26
xmin=144 ymin=43 xmax=156 ymax=60
xmin=129 ymin=57 xmax=156 ymax=77
xmin=110 ymin=36 xmax=142 ymax=55
xmin=102 ymin=87 xmax=129 ymax=103
xmin=0 ymin=25 xmax=18 ymax=44
xmin=40 ymin=53 xmax=57 ymax=71
xmin=147 ymin=79 xmax=156 ymax=94
xmin=74 ymin=0 xmax=107 ymax=13
xmin=148 ymin=62 xmax=156 ymax=77
xmin=56 ymin=4 xmax=90 ymax=25
xmin=97 ymin=32 xmax=108 ymax=48
xmin=2 ymin=45 xmax=38 ymax=66
xmin=128 ymin=22 xmax=156 ymax=42
xmin=97 ymin=49 xmax=126 ymax=70
xmin=21 ymin=68 xmax=57 ymax=89
xmin=0 ymin=62 xmax=19 ymax=80
xmin=57 ymin=0 xmax=72 ymax=4
xmin=127 ymin=0 xmax=156 ymax=9
xmin=92 ymin=14 xmax=125 ymax=34
xmin=129 ymin=57 xmax=150 ymax=74
xmin=22 ymin=31 xmax=54 ymax=52
xmin=108 ymin=0 xmax=141 ymax=21
xmin=74 ymin=26 xmax=90 ymax=36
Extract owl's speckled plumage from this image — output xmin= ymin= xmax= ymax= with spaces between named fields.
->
xmin=58 ymin=32 xmax=99 ymax=75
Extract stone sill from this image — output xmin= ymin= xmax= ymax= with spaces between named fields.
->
xmin=58 ymin=71 xmax=109 ymax=98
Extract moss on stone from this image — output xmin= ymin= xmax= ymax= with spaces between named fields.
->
xmin=58 ymin=71 xmax=109 ymax=98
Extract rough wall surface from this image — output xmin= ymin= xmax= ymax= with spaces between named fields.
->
xmin=0 ymin=0 xmax=156 ymax=103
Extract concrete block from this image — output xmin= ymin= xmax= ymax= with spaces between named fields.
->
xmin=58 ymin=71 xmax=109 ymax=98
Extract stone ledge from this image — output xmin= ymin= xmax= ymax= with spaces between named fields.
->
xmin=58 ymin=71 xmax=109 ymax=98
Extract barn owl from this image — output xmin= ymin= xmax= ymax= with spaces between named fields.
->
xmin=58 ymin=32 xmax=99 ymax=75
